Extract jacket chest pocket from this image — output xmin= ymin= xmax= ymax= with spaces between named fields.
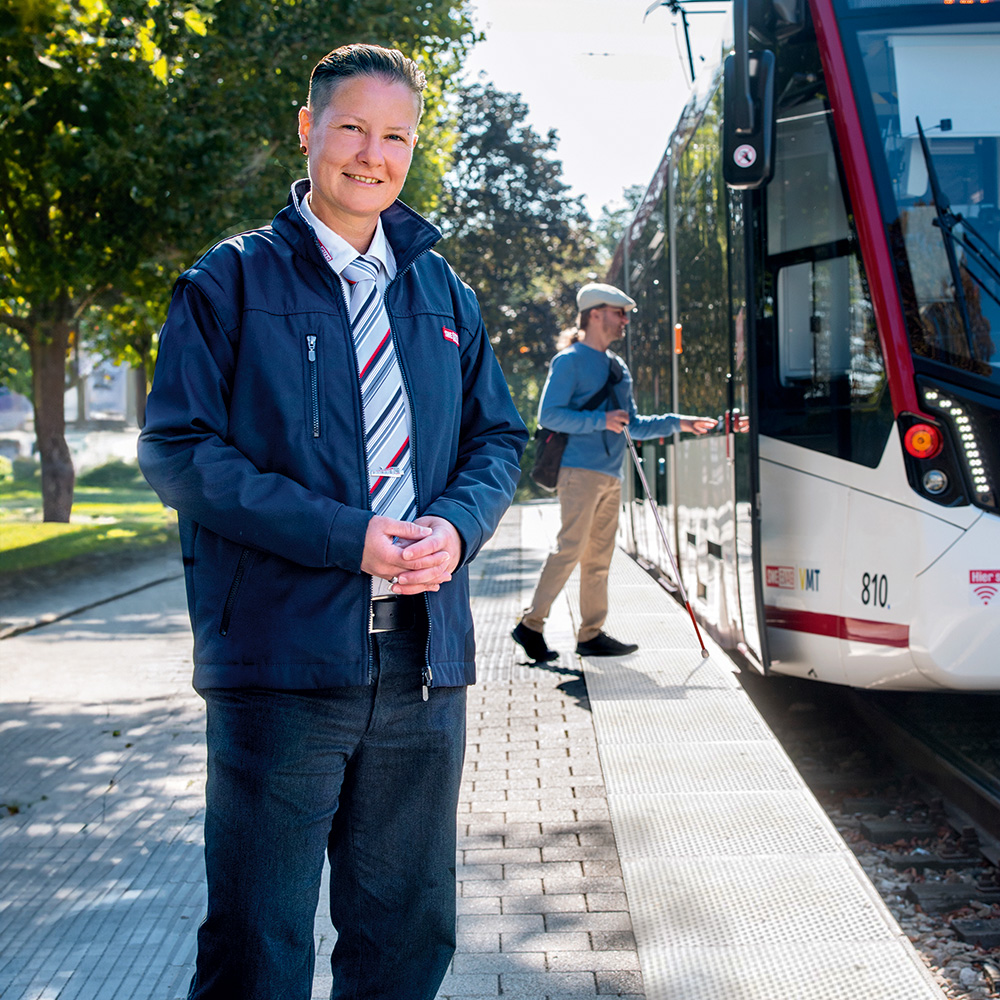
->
xmin=304 ymin=334 xmax=320 ymax=439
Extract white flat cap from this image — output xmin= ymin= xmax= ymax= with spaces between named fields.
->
xmin=576 ymin=282 xmax=637 ymax=312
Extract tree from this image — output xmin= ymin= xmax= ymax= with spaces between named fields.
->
xmin=0 ymin=328 xmax=31 ymax=399
xmin=434 ymin=80 xmax=599 ymax=431
xmin=593 ymin=184 xmax=645 ymax=267
xmin=1 ymin=0 xmax=476 ymax=520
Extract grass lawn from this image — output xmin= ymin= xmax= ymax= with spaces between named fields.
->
xmin=0 ymin=462 xmax=178 ymax=577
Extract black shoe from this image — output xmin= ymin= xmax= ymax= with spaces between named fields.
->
xmin=511 ymin=622 xmax=559 ymax=663
xmin=575 ymin=632 xmax=639 ymax=657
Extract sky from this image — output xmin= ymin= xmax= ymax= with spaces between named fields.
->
xmin=461 ymin=0 xmax=732 ymax=219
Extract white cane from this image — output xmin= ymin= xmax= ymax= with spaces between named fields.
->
xmin=623 ymin=428 xmax=710 ymax=658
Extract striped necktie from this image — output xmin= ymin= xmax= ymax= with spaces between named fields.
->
xmin=342 ymin=255 xmax=416 ymax=522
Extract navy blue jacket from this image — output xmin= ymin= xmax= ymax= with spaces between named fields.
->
xmin=138 ymin=181 xmax=527 ymax=690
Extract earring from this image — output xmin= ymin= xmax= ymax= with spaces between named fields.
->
xmin=299 ymin=144 xmax=307 ymax=155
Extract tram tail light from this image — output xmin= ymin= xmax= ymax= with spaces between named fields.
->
xmin=898 ymin=409 xmax=967 ymax=509
xmin=904 ymin=422 xmax=943 ymax=459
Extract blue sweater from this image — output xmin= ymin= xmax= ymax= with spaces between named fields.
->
xmin=538 ymin=343 xmax=680 ymax=480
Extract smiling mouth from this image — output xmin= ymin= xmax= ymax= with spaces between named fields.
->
xmin=345 ymin=173 xmax=381 ymax=185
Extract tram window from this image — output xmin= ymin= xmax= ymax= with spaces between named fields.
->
xmin=769 ymin=103 xmax=857 ymax=389
xmin=759 ymin=100 xmax=893 ymax=466
xmin=856 ymin=27 xmax=1000 ymax=378
xmin=674 ymin=95 xmax=729 ymax=420
xmin=777 ymin=258 xmax=852 ymax=385
xmin=768 ymin=107 xmax=849 ymax=255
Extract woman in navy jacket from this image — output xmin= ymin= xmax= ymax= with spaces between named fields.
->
xmin=139 ymin=44 xmax=526 ymax=1000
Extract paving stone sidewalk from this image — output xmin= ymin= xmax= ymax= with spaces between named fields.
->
xmin=0 ymin=503 xmax=645 ymax=1000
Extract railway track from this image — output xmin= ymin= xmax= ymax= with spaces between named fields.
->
xmin=740 ymin=672 xmax=1000 ymax=1000
xmin=850 ymin=692 xmax=1000 ymax=860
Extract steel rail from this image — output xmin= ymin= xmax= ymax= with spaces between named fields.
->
xmin=849 ymin=691 xmax=1000 ymax=863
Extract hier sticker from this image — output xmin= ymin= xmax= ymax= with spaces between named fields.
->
xmin=970 ymin=569 xmax=999 ymax=606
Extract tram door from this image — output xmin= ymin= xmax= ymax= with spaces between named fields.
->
xmin=728 ymin=188 xmax=769 ymax=670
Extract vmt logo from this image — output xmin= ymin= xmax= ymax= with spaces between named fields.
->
xmin=766 ymin=566 xmax=820 ymax=591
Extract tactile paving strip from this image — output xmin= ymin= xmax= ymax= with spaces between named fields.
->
xmin=591 ymin=694 xmax=774 ymax=744
xmin=597 ymin=740 xmax=803 ymax=795
xmin=609 ymin=790 xmax=840 ymax=859
xmin=583 ymin=654 xmax=741 ymax=699
xmin=559 ymin=516 xmax=946 ymax=999
xmin=595 ymin=610 xmax=722 ymax=651
xmin=623 ymin=854 xmax=895 ymax=946
xmin=637 ymin=942 xmax=944 ymax=1000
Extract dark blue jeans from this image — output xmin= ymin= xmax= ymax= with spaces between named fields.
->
xmin=189 ymin=625 xmax=467 ymax=1000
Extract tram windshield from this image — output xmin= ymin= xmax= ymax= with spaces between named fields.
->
xmin=851 ymin=22 xmax=1000 ymax=387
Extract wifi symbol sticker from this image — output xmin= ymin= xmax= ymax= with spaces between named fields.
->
xmin=969 ymin=570 xmax=1000 ymax=606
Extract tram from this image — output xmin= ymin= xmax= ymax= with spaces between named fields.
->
xmin=609 ymin=0 xmax=1000 ymax=689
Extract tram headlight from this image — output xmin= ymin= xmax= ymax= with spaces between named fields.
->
xmin=922 ymin=469 xmax=949 ymax=495
xmin=919 ymin=381 xmax=997 ymax=512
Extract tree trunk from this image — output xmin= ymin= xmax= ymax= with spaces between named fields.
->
xmin=74 ymin=334 xmax=87 ymax=424
xmin=30 ymin=319 xmax=75 ymax=522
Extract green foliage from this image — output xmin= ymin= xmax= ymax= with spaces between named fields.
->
xmin=1 ymin=0 xmax=186 ymax=313
xmin=0 ymin=469 xmax=176 ymax=574
xmin=0 ymin=455 xmax=12 ymax=483
xmin=434 ymin=80 xmax=600 ymax=438
xmin=593 ymin=184 xmax=645 ymax=268
xmin=76 ymin=458 xmax=146 ymax=488
xmin=12 ymin=457 xmax=40 ymax=483
xmin=1 ymin=0 xmax=477 ymax=518
xmin=1 ymin=0 xmax=478 ymax=324
xmin=0 ymin=329 xmax=32 ymax=397
xmin=1 ymin=0 xmax=477 ymax=343
xmin=0 ymin=505 xmax=177 ymax=575
xmin=129 ymin=0 xmax=479 ymax=260
xmin=1 ymin=0 xmax=228 ymax=517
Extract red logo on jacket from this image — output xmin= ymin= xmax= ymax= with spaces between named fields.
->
xmin=442 ymin=327 xmax=459 ymax=346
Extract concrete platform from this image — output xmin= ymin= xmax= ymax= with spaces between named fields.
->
xmin=0 ymin=502 xmax=944 ymax=999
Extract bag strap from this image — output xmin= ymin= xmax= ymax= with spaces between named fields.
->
xmin=537 ymin=355 xmax=623 ymax=438
xmin=580 ymin=355 xmax=622 ymax=412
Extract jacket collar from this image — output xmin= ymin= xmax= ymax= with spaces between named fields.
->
xmin=277 ymin=178 xmax=441 ymax=277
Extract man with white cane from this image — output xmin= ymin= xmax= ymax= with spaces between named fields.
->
xmin=512 ymin=282 xmax=716 ymax=662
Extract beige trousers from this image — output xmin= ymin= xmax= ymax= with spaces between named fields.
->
xmin=523 ymin=466 xmax=622 ymax=643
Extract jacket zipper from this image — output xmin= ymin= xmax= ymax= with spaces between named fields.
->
xmin=306 ymin=335 xmax=320 ymax=438
xmin=421 ymin=594 xmax=432 ymax=700
xmin=219 ymin=548 xmax=253 ymax=636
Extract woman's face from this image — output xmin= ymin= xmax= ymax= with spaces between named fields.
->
xmin=298 ymin=74 xmax=420 ymax=245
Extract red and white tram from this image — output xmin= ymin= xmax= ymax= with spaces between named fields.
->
xmin=609 ymin=0 xmax=1000 ymax=689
